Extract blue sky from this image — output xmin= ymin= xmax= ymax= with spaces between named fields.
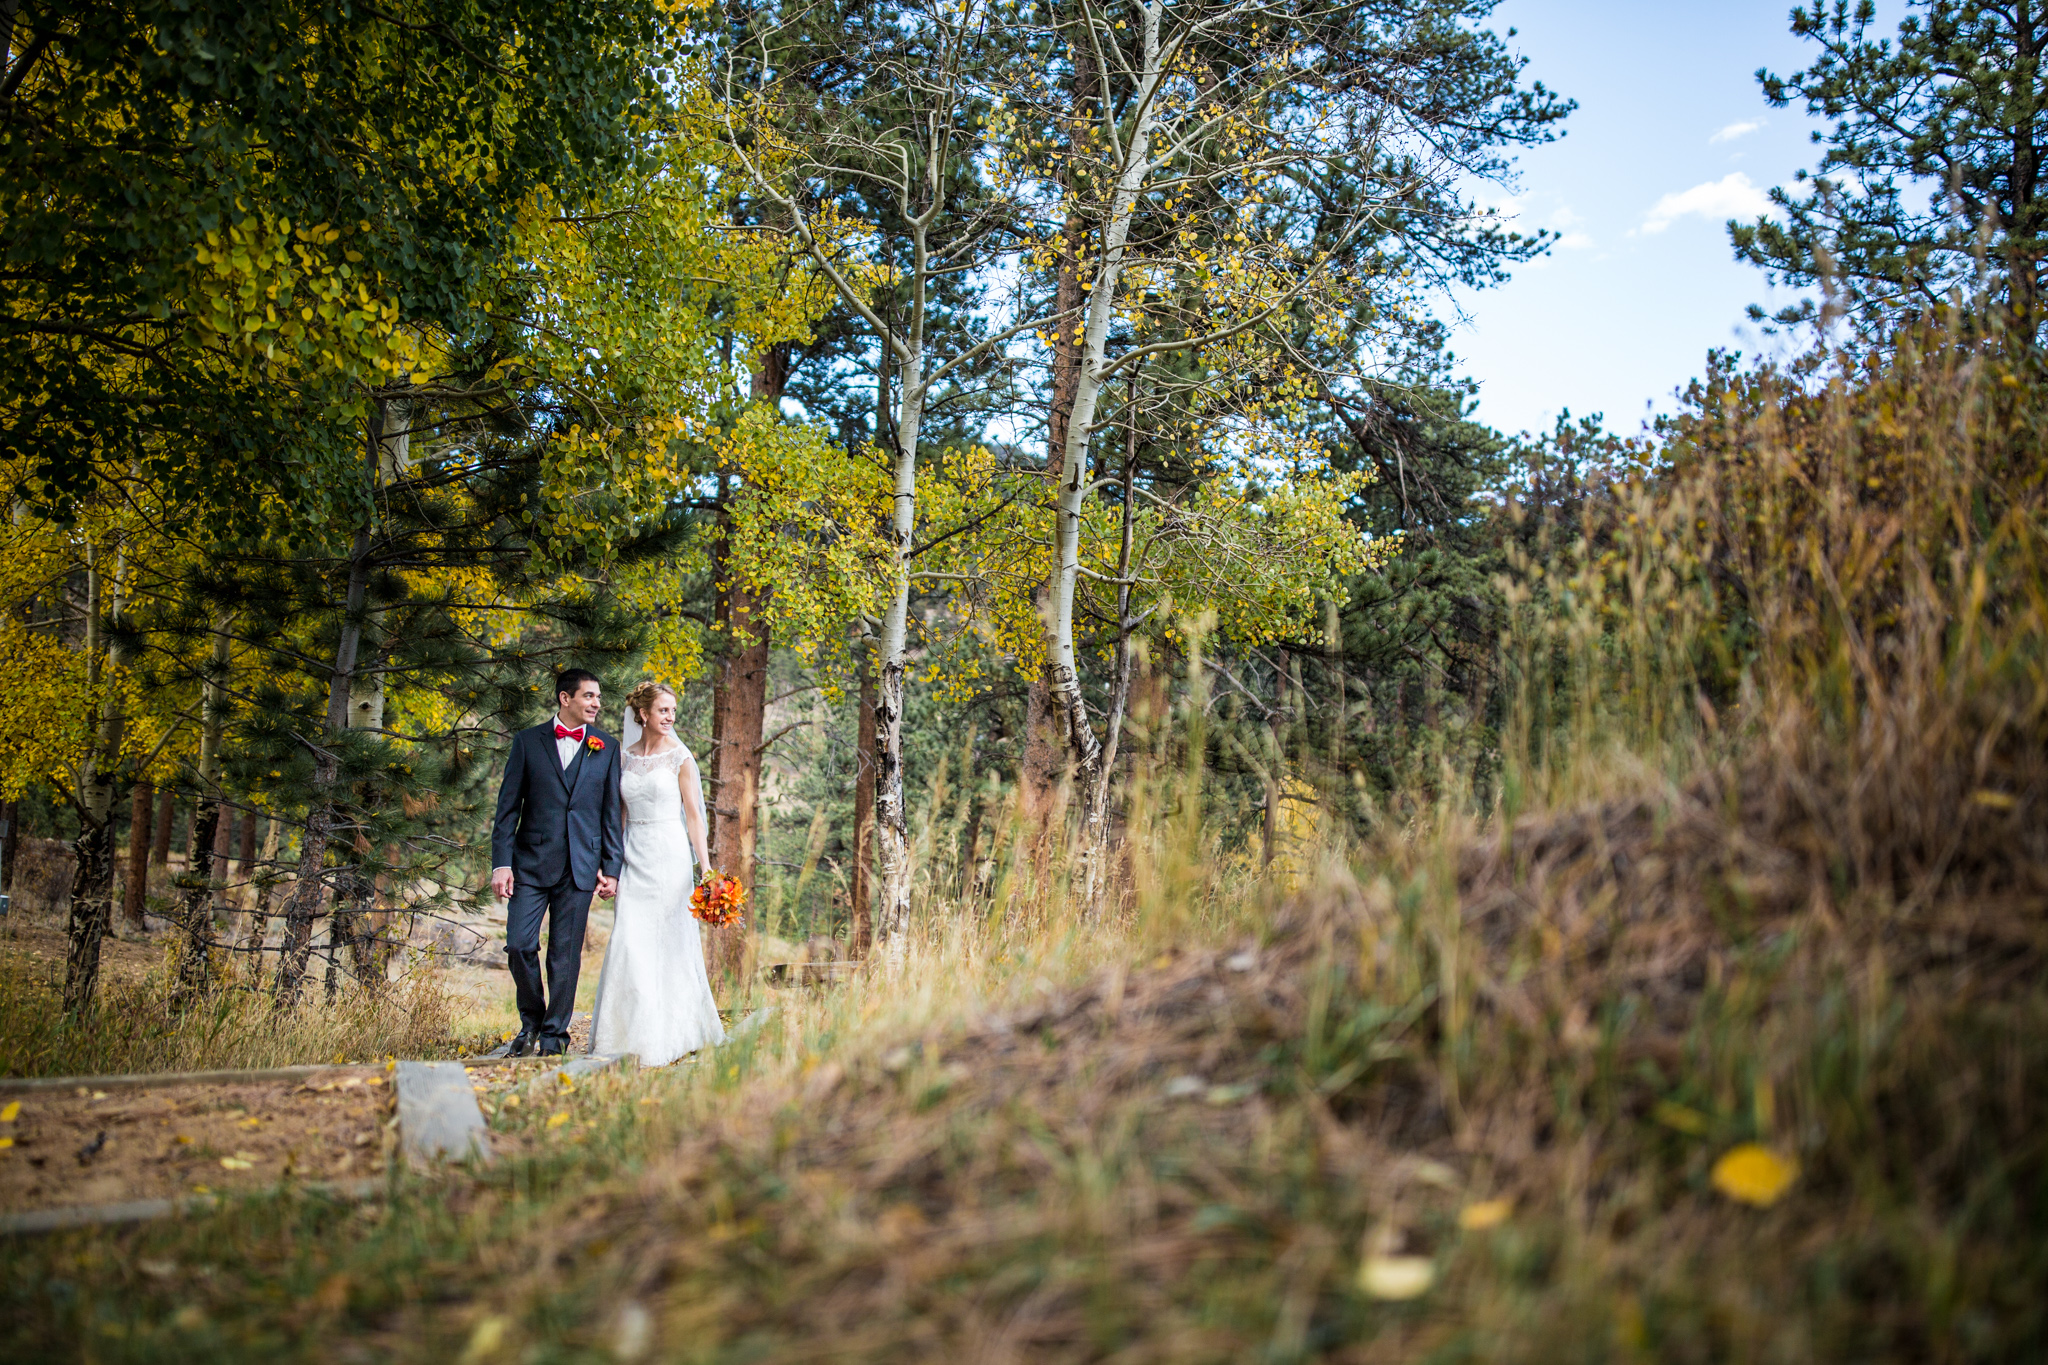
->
xmin=1448 ymin=0 xmax=1845 ymax=438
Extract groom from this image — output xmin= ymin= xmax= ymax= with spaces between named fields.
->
xmin=490 ymin=669 xmax=623 ymax=1056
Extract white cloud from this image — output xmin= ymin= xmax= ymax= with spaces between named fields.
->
xmin=1710 ymin=119 xmax=1764 ymax=144
xmin=1640 ymin=172 xmax=1773 ymax=233
xmin=1554 ymin=231 xmax=1594 ymax=250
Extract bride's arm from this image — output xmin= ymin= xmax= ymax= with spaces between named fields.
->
xmin=679 ymin=748 xmax=711 ymax=872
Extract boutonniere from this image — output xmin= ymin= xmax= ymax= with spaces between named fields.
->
xmin=587 ymin=735 xmax=605 ymax=752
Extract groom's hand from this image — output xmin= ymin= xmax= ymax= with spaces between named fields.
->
xmin=490 ymin=867 xmax=514 ymax=901
xmin=596 ymin=874 xmax=618 ymax=900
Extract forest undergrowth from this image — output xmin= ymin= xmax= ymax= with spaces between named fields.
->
xmin=5 ymin=319 xmax=2045 ymax=1361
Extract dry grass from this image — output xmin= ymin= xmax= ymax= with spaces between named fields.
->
xmin=0 ymin=921 xmax=467 ymax=1078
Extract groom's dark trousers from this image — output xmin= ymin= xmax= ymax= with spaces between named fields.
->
xmin=491 ymin=722 xmax=622 ymax=1045
xmin=504 ymin=871 xmax=595 ymax=1044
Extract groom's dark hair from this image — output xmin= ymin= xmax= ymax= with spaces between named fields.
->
xmin=554 ymin=668 xmax=600 ymax=703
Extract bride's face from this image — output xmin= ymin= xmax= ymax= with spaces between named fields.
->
xmin=644 ymin=693 xmax=677 ymax=737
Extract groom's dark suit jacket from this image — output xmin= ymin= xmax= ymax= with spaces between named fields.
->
xmin=490 ymin=723 xmax=623 ymax=892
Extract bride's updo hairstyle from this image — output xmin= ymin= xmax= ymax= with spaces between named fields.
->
xmin=624 ymin=679 xmax=676 ymax=725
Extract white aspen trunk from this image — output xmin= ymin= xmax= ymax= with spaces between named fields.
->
xmin=64 ymin=541 xmax=126 ymax=1016
xmin=872 ymin=359 xmax=925 ymax=965
xmin=1081 ymin=403 xmax=1141 ymax=906
xmin=172 ymin=619 xmax=232 ymax=1007
xmin=1049 ymin=2 xmax=1163 ymax=883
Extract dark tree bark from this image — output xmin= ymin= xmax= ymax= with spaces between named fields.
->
xmin=150 ymin=787 xmax=173 ymax=865
xmin=0 ymin=798 xmax=16 ymax=894
xmin=122 ymin=780 xmax=151 ymax=929
xmin=702 ymin=351 xmax=786 ymax=987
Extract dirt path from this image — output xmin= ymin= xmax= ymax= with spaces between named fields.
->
xmin=0 ymin=918 xmax=166 ymax=994
xmin=0 ymin=1070 xmax=392 ymax=1213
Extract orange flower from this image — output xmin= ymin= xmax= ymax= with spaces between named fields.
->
xmin=690 ymin=872 xmax=749 ymax=926
xmin=587 ymin=735 xmax=605 ymax=751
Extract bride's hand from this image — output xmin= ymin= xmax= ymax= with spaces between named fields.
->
xmin=596 ymin=874 xmax=619 ymax=900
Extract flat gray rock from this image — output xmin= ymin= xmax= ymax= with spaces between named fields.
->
xmin=556 ymin=1053 xmax=621 ymax=1080
xmin=395 ymin=1061 xmax=491 ymax=1168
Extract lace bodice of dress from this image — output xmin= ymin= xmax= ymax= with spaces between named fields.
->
xmin=620 ymin=744 xmax=694 ymax=825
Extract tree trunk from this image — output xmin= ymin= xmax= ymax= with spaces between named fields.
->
xmin=703 ymin=355 xmax=786 ymax=989
xmin=870 ymin=352 xmax=926 ymax=961
xmin=1019 ymin=676 xmax=1066 ymax=862
xmin=1079 ymin=415 xmax=1141 ymax=906
xmin=1044 ymin=22 xmax=1162 ymax=829
xmin=239 ymin=815 xmax=280 ymax=957
xmin=1325 ymin=596 xmax=1345 ymax=775
xmin=211 ymin=802 xmax=234 ymax=920
xmin=275 ymin=405 xmax=382 ymax=1004
xmin=0 ymin=798 xmax=16 ymax=894
xmin=236 ymin=809 xmax=258 ymax=911
xmin=122 ymin=780 xmax=152 ymax=929
xmin=66 ymin=540 xmax=127 ymax=1017
xmin=150 ymin=786 xmax=173 ymax=865
xmin=707 ymin=570 xmax=768 ymax=986
xmin=1023 ymin=8 xmax=1102 ymax=875
xmin=332 ymin=637 xmax=388 ymax=995
xmin=850 ymin=646 xmax=878 ymax=958
xmin=174 ymin=619 xmax=232 ymax=1008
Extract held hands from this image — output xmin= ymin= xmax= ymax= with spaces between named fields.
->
xmin=596 ymin=874 xmax=619 ymax=900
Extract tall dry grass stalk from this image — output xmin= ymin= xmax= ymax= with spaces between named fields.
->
xmin=0 ymin=954 xmax=461 ymax=1077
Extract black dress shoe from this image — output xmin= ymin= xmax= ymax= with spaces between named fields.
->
xmin=538 ymin=1036 xmax=568 ymax=1057
xmin=506 ymin=1031 xmax=537 ymax=1058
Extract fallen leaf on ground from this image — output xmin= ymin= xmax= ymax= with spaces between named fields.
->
xmin=1358 ymin=1255 xmax=1435 ymax=1300
xmin=1459 ymin=1198 xmax=1512 ymax=1230
xmin=1711 ymin=1143 xmax=1798 ymax=1206
xmin=1 ymin=1100 xmax=19 ymax=1122
xmin=460 ymin=1314 xmax=510 ymax=1364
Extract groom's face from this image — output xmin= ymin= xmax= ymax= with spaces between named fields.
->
xmin=558 ymin=680 xmax=603 ymax=728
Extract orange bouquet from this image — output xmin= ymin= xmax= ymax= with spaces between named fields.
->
xmin=689 ymin=871 xmax=748 ymax=927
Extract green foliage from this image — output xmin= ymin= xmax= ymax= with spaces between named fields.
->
xmin=0 ymin=0 xmax=669 ymax=521
xmin=1737 ymin=0 xmax=2048 ymax=327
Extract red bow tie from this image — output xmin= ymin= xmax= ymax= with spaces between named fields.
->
xmin=554 ymin=723 xmax=585 ymax=742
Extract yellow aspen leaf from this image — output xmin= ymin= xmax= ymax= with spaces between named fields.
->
xmin=1357 ymin=1255 xmax=1434 ymax=1300
xmin=546 ymin=1111 xmax=571 ymax=1130
xmin=1457 ymin=1198 xmax=1511 ymax=1231
xmin=1710 ymin=1143 xmax=1797 ymax=1206
xmin=459 ymin=1315 xmax=510 ymax=1364
xmin=1 ymin=1101 xmax=19 ymax=1122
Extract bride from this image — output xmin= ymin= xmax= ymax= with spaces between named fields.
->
xmin=588 ymin=680 xmax=727 ymax=1064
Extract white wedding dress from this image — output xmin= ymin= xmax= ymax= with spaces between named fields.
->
xmin=589 ymin=743 xmax=726 ymax=1064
